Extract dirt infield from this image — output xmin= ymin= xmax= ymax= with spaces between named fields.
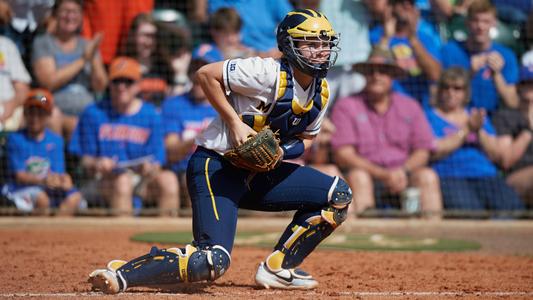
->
xmin=0 ymin=218 xmax=532 ymax=299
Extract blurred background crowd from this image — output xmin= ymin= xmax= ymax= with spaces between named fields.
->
xmin=0 ymin=0 xmax=532 ymax=218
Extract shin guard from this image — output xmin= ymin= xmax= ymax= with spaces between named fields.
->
xmin=117 ymin=244 xmax=231 ymax=289
xmin=266 ymin=177 xmax=352 ymax=271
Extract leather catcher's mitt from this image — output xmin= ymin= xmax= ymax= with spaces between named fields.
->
xmin=224 ymin=127 xmax=283 ymax=172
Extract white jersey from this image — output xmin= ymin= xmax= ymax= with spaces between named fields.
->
xmin=0 ymin=36 xmax=31 ymax=102
xmin=195 ymin=57 xmax=330 ymax=154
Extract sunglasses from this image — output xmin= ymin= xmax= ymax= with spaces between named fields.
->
xmin=111 ymin=78 xmax=135 ymax=86
xmin=440 ymin=84 xmax=465 ymax=91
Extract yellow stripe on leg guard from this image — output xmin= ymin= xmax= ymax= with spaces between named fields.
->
xmin=266 ymin=250 xmax=285 ymax=271
xmin=178 ymin=245 xmax=197 ymax=283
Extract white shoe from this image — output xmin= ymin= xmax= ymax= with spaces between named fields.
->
xmin=88 ymin=269 xmax=122 ymax=294
xmin=255 ymin=262 xmax=318 ymax=290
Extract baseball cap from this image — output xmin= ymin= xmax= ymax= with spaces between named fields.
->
xmin=518 ymin=65 xmax=533 ymax=85
xmin=109 ymin=56 xmax=142 ymax=81
xmin=192 ymin=44 xmax=223 ymax=64
xmin=353 ymin=46 xmax=406 ymax=78
xmin=24 ymin=88 xmax=54 ymax=114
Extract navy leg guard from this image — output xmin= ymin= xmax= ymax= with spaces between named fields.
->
xmin=117 ymin=244 xmax=231 ymax=289
xmin=266 ymin=177 xmax=352 ymax=270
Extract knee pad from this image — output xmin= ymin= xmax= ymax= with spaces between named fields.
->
xmin=323 ymin=177 xmax=352 ymax=227
xmin=185 ymin=245 xmax=231 ymax=282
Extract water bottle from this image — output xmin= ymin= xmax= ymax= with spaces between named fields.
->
xmin=401 ymin=187 xmax=421 ymax=214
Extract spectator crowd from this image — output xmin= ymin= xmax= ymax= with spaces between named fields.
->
xmin=0 ymin=0 xmax=532 ymax=218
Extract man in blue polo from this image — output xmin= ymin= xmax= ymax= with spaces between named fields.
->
xmin=69 ymin=57 xmax=178 ymax=216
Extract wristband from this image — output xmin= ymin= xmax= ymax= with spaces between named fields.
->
xmin=281 ymin=139 xmax=305 ymax=159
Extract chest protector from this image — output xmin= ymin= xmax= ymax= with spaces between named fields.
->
xmin=241 ymin=59 xmax=329 ymax=143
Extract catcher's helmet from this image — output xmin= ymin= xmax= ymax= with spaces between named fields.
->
xmin=276 ymin=9 xmax=340 ymax=78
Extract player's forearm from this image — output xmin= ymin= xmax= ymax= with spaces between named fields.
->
xmin=493 ymin=72 xmax=519 ymax=108
xmin=196 ymin=63 xmax=242 ymax=128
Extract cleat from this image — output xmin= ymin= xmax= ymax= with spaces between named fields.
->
xmin=255 ymin=262 xmax=318 ymax=290
xmin=88 ymin=269 xmax=121 ymax=294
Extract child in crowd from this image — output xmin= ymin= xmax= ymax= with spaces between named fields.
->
xmin=2 ymin=89 xmax=81 ymax=215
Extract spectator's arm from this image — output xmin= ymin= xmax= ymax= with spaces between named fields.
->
xmin=89 ymin=33 xmax=108 ymax=92
xmin=0 ymin=81 xmax=29 ymax=122
xmin=333 ymin=145 xmax=388 ymax=181
xmin=191 ymin=0 xmax=207 ymax=23
xmin=164 ymin=133 xmax=196 ymax=164
xmin=14 ymin=171 xmax=46 ymax=186
xmin=430 ymin=0 xmax=453 ymax=18
xmin=493 ymin=72 xmax=519 ymax=108
xmin=487 ymin=51 xmax=519 ymax=108
xmin=477 ymin=128 xmax=501 ymax=162
xmin=81 ymin=155 xmax=115 ymax=177
xmin=402 ymin=148 xmax=430 ymax=172
xmin=90 ymin=53 xmax=108 ymax=92
xmin=409 ymin=36 xmax=442 ymax=81
xmin=33 ymin=56 xmax=87 ymax=91
xmin=431 ymin=128 xmax=468 ymax=160
xmin=498 ymin=131 xmax=532 ymax=170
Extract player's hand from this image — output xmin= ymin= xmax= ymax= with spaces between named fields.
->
xmin=487 ymin=51 xmax=504 ymax=74
xmin=384 ymin=168 xmax=408 ymax=194
xmin=229 ymin=122 xmax=257 ymax=147
xmin=95 ymin=157 xmax=116 ymax=175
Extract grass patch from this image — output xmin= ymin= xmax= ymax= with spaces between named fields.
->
xmin=131 ymin=231 xmax=481 ymax=252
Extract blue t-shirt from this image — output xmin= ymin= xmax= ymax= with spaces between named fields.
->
xmin=7 ymin=129 xmax=65 ymax=185
xmin=208 ymin=0 xmax=292 ymax=52
xmin=161 ymin=94 xmax=217 ymax=173
xmin=370 ymin=19 xmax=442 ymax=105
xmin=425 ymin=108 xmax=498 ymax=178
xmin=69 ymin=100 xmax=165 ymax=164
xmin=441 ymin=41 xmax=519 ymax=113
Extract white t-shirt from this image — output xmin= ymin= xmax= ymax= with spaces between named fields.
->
xmin=0 ymin=36 xmax=31 ymax=102
xmin=196 ymin=57 xmax=329 ymax=154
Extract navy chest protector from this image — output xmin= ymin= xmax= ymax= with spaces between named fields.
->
xmin=240 ymin=59 xmax=329 ymax=143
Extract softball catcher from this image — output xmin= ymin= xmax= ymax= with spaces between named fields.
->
xmin=89 ymin=9 xmax=352 ymax=293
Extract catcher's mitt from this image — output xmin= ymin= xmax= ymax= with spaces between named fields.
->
xmin=224 ymin=127 xmax=283 ymax=172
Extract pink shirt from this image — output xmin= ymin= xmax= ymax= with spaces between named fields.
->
xmin=331 ymin=92 xmax=434 ymax=168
